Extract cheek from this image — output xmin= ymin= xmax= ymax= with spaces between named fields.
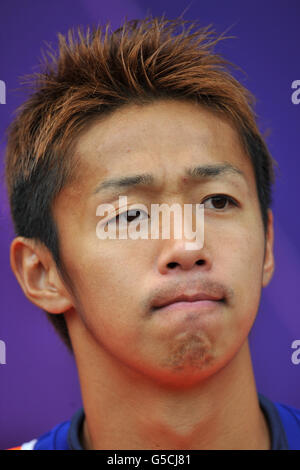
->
xmin=211 ymin=208 xmax=265 ymax=276
xmin=62 ymin=238 xmax=148 ymax=326
xmin=215 ymin=224 xmax=265 ymax=323
xmin=65 ymin=260 xmax=140 ymax=350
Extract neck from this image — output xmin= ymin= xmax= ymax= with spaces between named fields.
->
xmin=71 ymin=330 xmax=271 ymax=450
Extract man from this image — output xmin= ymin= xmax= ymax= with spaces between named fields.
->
xmin=5 ymin=16 xmax=300 ymax=450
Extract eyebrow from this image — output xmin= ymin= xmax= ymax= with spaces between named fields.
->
xmin=92 ymin=163 xmax=246 ymax=196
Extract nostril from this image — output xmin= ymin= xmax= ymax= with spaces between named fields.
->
xmin=196 ymin=259 xmax=205 ymax=265
xmin=167 ymin=262 xmax=179 ymax=269
xmin=167 ymin=259 xmax=205 ymax=269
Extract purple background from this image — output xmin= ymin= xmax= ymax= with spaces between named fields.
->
xmin=1 ymin=0 xmax=299 ymax=449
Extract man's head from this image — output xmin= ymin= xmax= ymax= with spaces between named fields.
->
xmin=5 ymin=17 xmax=276 ymax=370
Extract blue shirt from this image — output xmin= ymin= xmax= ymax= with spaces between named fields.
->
xmin=11 ymin=393 xmax=300 ymax=450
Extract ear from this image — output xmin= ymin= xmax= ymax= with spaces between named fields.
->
xmin=10 ymin=236 xmax=74 ymax=314
xmin=262 ymin=209 xmax=275 ymax=288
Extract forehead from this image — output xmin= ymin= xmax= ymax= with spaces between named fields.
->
xmin=71 ymin=99 xmax=256 ymax=195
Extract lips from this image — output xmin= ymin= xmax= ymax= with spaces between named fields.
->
xmin=151 ymin=292 xmax=224 ymax=311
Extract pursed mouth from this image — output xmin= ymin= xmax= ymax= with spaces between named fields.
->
xmin=151 ymin=297 xmax=225 ymax=312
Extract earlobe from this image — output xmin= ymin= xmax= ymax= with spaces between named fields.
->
xmin=262 ymin=209 xmax=275 ymax=288
xmin=10 ymin=236 xmax=73 ymax=314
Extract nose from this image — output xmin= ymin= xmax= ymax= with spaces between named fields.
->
xmin=156 ymin=237 xmax=211 ymax=274
xmin=153 ymin=201 xmax=210 ymax=274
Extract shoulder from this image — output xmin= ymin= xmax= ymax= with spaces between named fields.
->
xmin=6 ymin=419 xmax=71 ymax=450
xmin=274 ymin=401 xmax=300 ymax=423
xmin=274 ymin=400 xmax=300 ymax=450
xmin=7 ymin=439 xmax=38 ymax=450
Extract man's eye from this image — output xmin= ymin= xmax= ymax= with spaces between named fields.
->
xmin=108 ymin=209 xmax=149 ymax=226
xmin=202 ymin=195 xmax=238 ymax=210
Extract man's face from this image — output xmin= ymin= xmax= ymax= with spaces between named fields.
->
xmin=53 ymin=99 xmax=273 ymax=387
